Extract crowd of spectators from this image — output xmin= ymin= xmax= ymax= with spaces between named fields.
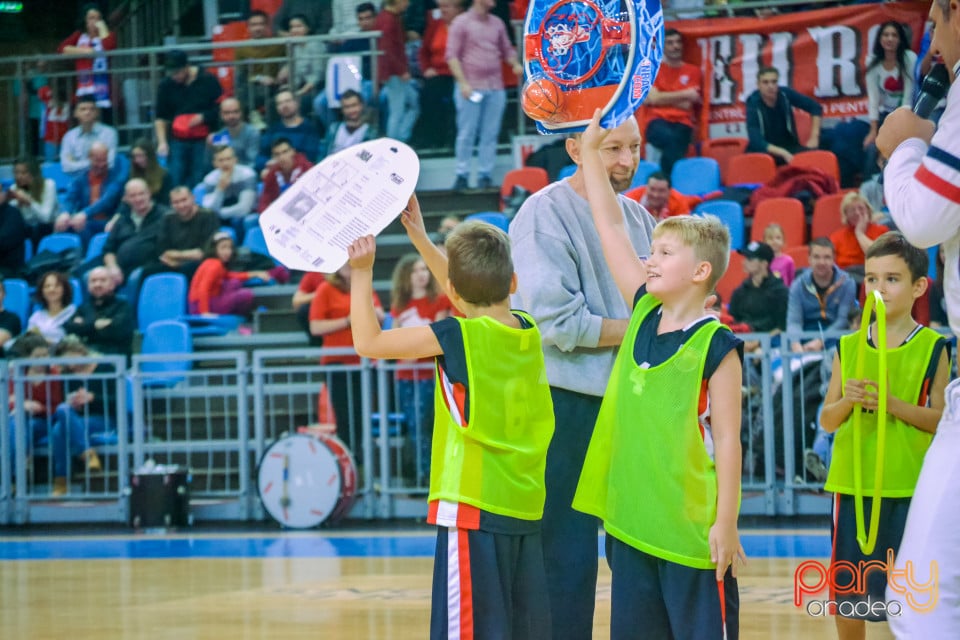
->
xmin=1 ymin=2 xmax=947 ymax=404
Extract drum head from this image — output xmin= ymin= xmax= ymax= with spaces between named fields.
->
xmin=257 ymin=434 xmax=343 ymax=529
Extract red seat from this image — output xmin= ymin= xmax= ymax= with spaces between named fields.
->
xmin=752 ymin=197 xmax=806 ymax=247
xmin=702 ymin=137 xmax=748 ymax=185
xmin=810 ymin=192 xmax=846 ymax=240
xmin=784 ymin=245 xmax=810 ymax=271
xmin=725 ymin=153 xmax=776 ymax=187
xmin=791 ymin=150 xmax=841 ymax=183
xmin=501 ymin=167 xmax=549 ymax=210
xmin=715 ymin=251 xmax=745 ymax=304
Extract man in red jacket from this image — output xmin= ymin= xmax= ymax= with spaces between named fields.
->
xmin=257 ymin=137 xmax=314 ymax=213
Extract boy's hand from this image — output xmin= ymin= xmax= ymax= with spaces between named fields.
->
xmin=709 ymin=520 xmax=746 ymax=581
xmin=844 ymin=378 xmax=879 ymax=411
xmin=400 ymin=195 xmax=428 ymax=242
xmin=348 ymin=235 xmax=376 ymax=270
xmin=581 ymin=108 xmax=611 ymax=152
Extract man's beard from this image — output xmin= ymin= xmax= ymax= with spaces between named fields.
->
xmin=609 ymin=172 xmax=634 ymax=193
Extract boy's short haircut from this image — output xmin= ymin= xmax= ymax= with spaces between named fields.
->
xmin=809 ymin=236 xmax=834 ymax=254
xmin=653 ymin=215 xmax=730 ymax=290
xmin=54 ymin=335 xmax=90 ymax=357
xmin=445 ymin=221 xmax=514 ymax=306
xmin=865 ymin=231 xmax=929 ymax=282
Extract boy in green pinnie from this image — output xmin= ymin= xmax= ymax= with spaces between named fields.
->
xmin=572 ymin=109 xmax=745 ymax=640
xmin=348 ymin=195 xmax=554 ymax=639
xmin=820 ymin=231 xmax=949 ymax=640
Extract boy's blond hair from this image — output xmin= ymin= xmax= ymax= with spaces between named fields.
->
xmin=445 ymin=221 xmax=514 ymax=306
xmin=653 ymin=215 xmax=730 ymax=291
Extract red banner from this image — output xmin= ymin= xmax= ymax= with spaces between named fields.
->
xmin=667 ymin=2 xmax=930 ymax=139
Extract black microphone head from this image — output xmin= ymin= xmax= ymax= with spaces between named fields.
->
xmin=913 ymin=64 xmax=951 ymax=118
xmin=922 ymin=63 xmax=950 ymax=102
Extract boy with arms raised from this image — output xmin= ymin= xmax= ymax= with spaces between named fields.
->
xmin=347 ymin=197 xmax=554 ymax=639
xmin=572 ymin=110 xmax=745 ymax=639
xmin=819 ymin=232 xmax=949 ymax=640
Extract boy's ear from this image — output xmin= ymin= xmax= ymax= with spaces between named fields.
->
xmin=912 ymin=274 xmax=929 ymax=300
xmin=446 ymin=278 xmax=462 ymax=303
xmin=509 ymin=272 xmax=518 ymax=295
xmin=692 ymin=260 xmax=712 ymax=285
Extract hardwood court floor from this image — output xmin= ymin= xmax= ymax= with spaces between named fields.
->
xmin=0 ymin=529 xmax=894 ymax=639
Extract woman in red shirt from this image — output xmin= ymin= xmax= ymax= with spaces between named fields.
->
xmin=390 ymin=254 xmax=452 ymax=484
xmin=309 ymin=265 xmax=383 ymax=459
xmin=829 ymin=192 xmax=888 ymax=282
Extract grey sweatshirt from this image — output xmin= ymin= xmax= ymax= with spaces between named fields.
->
xmin=509 ymin=179 xmax=656 ymax=396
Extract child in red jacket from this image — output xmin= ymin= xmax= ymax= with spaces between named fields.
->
xmin=189 ymin=231 xmax=274 ymax=316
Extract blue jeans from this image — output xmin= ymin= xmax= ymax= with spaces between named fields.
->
xmin=382 ymin=76 xmax=419 ymax=143
xmin=454 ymin=86 xmax=506 ymax=179
xmin=169 ymin=138 xmax=208 ymax=189
xmin=51 ymin=404 xmax=115 ymax=477
xmin=397 ymin=378 xmax=434 ymax=482
xmin=7 ymin=415 xmax=50 ymax=478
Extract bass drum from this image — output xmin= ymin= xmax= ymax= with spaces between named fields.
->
xmin=316 ymin=433 xmax=357 ymax=523
xmin=256 ymin=433 xmax=357 ymax=529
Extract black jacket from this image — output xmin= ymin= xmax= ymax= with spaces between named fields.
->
xmin=729 ymin=273 xmax=789 ymax=333
xmin=68 ymin=294 xmax=135 ymax=357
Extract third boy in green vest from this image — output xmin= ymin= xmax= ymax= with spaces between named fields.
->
xmin=820 ymin=231 xmax=949 ymax=640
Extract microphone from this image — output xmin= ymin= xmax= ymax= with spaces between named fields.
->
xmin=914 ymin=63 xmax=950 ymax=119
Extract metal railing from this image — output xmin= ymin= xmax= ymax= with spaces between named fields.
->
xmin=2 ymin=328 xmax=953 ymax=525
xmin=0 ymin=33 xmax=382 ymax=161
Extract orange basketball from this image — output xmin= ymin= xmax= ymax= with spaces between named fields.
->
xmin=521 ymin=77 xmax=566 ymax=124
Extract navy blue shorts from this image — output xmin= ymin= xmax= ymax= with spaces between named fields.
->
xmin=430 ymin=526 xmax=551 ymax=639
xmin=830 ymin=493 xmax=911 ymax=621
xmin=606 ymin=534 xmax=739 ymax=640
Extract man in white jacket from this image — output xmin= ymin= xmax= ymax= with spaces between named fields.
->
xmin=877 ymin=0 xmax=960 ymax=635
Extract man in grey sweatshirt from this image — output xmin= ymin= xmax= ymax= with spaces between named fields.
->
xmin=510 ymin=117 xmax=656 ymax=640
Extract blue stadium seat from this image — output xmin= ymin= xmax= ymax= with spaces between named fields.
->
xmin=41 ymin=162 xmax=71 ymax=193
xmin=629 ymin=160 xmax=661 ymax=190
xmin=85 ymin=232 xmax=109 ymax=261
xmin=23 ymin=238 xmax=33 ymax=263
xmin=694 ymin=200 xmax=745 ymax=250
xmin=557 ymin=164 xmax=577 ymax=180
xmin=217 ymin=226 xmax=237 ymax=244
xmin=69 ymin=277 xmax=84 ymax=307
xmin=137 ymin=273 xmax=188 ymax=331
xmin=242 ymin=226 xmax=271 ymax=258
xmin=3 ymin=278 xmax=30 ymax=327
xmin=671 ymin=157 xmax=722 ymax=197
xmin=139 ymin=320 xmax=193 ymax=387
xmin=465 ymin=212 xmax=510 ymax=233
xmin=182 ymin=314 xmax=243 ymax=336
xmin=37 ymin=232 xmax=82 ymax=255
